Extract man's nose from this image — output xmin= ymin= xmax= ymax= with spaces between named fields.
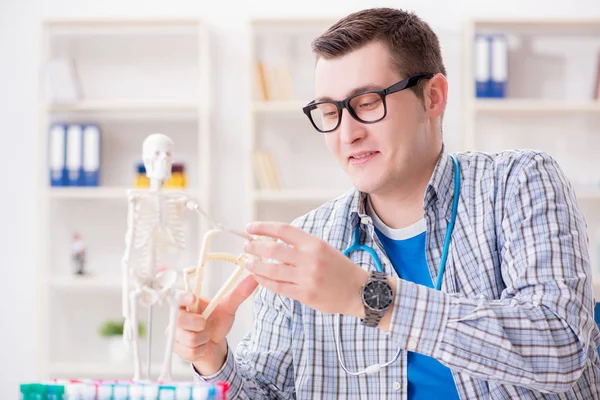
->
xmin=338 ymin=108 xmax=366 ymax=145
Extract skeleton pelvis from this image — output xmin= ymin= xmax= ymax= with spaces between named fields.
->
xmin=133 ymin=270 xmax=179 ymax=307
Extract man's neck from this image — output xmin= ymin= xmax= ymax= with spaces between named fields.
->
xmin=368 ymin=184 xmax=427 ymax=229
xmin=367 ymin=150 xmax=441 ymax=229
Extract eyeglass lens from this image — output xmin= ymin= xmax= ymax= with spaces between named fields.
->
xmin=310 ymin=92 xmax=385 ymax=132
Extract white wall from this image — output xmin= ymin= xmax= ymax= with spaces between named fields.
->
xmin=1 ymin=0 xmax=600 ymax=397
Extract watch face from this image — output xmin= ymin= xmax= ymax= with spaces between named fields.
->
xmin=362 ymin=279 xmax=393 ymax=311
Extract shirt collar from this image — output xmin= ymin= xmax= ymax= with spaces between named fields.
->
xmin=348 ymin=144 xmax=457 ymax=228
xmin=425 ymin=145 xmax=458 ymax=222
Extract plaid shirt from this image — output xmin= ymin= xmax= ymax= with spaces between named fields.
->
xmin=195 ymin=148 xmax=600 ymax=399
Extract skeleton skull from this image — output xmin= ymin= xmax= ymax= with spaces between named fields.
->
xmin=143 ymin=133 xmax=173 ymax=181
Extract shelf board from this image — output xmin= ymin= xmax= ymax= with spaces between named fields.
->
xmin=471 ymin=18 xmax=600 ymax=30
xmin=48 ymin=361 xmax=191 ymax=378
xmin=46 ymin=101 xmax=200 ymax=113
xmin=254 ymin=188 xmax=346 ymax=203
xmin=252 ymin=100 xmax=306 ymax=113
xmin=47 ymin=187 xmax=197 ymax=200
xmin=49 ymin=275 xmax=122 ymax=291
xmin=474 ymin=99 xmax=600 ymax=114
xmin=43 ymin=18 xmax=201 ymax=27
xmin=250 ymin=17 xmax=340 ymax=26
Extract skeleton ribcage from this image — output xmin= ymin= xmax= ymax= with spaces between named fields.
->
xmin=130 ymin=193 xmax=187 ymax=276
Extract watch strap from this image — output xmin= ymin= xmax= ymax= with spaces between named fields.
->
xmin=361 ymin=271 xmax=388 ymax=327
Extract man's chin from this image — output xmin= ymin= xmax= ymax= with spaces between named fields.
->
xmin=351 ymin=178 xmax=381 ymax=195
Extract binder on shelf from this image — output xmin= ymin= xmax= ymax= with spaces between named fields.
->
xmin=490 ymin=34 xmax=508 ymax=98
xmin=474 ymin=34 xmax=490 ymax=98
xmin=66 ymin=124 xmax=84 ymax=186
xmin=48 ymin=123 xmax=68 ymax=187
xmin=82 ymin=124 xmax=101 ymax=186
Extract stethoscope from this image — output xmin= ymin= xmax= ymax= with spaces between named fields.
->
xmin=334 ymin=154 xmax=461 ymax=376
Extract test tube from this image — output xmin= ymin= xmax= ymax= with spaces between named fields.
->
xmin=96 ymin=383 xmax=113 ymax=400
xmin=113 ymin=383 xmax=129 ymax=400
xmin=129 ymin=383 xmax=144 ymax=400
xmin=158 ymin=384 xmax=176 ymax=400
xmin=144 ymin=383 xmax=159 ymax=400
xmin=175 ymin=383 xmax=193 ymax=400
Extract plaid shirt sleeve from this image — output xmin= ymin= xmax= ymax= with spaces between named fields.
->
xmin=193 ymin=285 xmax=296 ymax=399
xmin=387 ymin=152 xmax=600 ymax=394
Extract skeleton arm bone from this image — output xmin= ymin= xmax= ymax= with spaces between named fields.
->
xmin=184 ymin=197 xmax=255 ymax=241
xmin=122 ymin=191 xmax=140 ymax=341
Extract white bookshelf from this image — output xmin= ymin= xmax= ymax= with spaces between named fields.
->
xmin=473 ymin=99 xmax=600 ymax=114
xmin=246 ymin=18 xmax=352 ymax=223
xmin=462 ymin=19 xmax=600 ymax=286
xmin=36 ymin=18 xmax=211 ymax=383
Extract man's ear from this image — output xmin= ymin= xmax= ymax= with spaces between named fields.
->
xmin=424 ymin=73 xmax=448 ymax=118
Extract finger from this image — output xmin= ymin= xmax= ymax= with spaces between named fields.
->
xmin=246 ymin=259 xmax=298 ymax=285
xmin=253 ymin=274 xmax=298 ymax=298
xmin=181 ymin=296 xmax=209 ymax=315
xmin=178 ymin=292 xmax=196 ymax=308
xmin=219 ymin=274 xmax=258 ymax=315
xmin=177 ymin=310 xmax=207 ymax=332
xmin=246 ymin=222 xmax=307 ymax=246
xmin=175 ymin=328 xmax=210 ymax=348
xmin=173 ymin=341 xmax=210 ymax=361
xmin=243 ymin=239 xmax=301 ymax=265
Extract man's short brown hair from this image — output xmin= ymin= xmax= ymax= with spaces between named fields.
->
xmin=311 ymin=7 xmax=446 ymax=102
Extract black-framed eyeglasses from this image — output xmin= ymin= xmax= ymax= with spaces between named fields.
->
xmin=302 ymin=73 xmax=434 ymax=134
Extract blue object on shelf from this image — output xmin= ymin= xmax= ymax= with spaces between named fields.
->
xmin=595 ymin=302 xmax=600 ymax=357
xmin=82 ymin=123 xmax=101 ymax=186
xmin=48 ymin=123 xmax=68 ymax=187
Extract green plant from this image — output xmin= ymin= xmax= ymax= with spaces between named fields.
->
xmin=98 ymin=319 xmax=146 ymax=338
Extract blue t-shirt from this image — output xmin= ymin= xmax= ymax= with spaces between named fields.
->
xmin=368 ymin=202 xmax=460 ymax=399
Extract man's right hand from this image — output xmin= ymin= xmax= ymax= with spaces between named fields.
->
xmin=174 ymin=274 xmax=258 ymax=376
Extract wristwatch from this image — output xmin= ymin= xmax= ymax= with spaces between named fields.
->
xmin=360 ymin=271 xmax=394 ymax=327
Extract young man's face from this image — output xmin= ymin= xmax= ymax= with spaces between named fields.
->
xmin=314 ymin=40 xmax=440 ymax=196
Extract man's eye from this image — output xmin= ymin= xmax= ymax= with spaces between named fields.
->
xmin=359 ymin=99 xmax=381 ymax=109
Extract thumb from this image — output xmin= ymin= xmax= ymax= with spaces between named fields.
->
xmin=220 ymin=274 xmax=258 ymax=315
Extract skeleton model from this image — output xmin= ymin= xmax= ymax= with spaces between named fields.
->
xmin=121 ymin=133 xmax=253 ymax=382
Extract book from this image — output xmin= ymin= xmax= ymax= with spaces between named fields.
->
xmin=45 ymin=58 xmax=82 ymax=103
xmin=253 ymin=149 xmax=281 ymax=190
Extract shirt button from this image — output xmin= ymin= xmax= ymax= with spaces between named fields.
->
xmin=393 ymin=382 xmax=401 ymax=390
xmin=407 ymin=339 xmax=418 ymax=351
xmin=360 ymin=216 xmax=371 ymax=224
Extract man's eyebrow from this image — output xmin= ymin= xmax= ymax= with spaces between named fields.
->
xmin=315 ymin=84 xmax=384 ymax=102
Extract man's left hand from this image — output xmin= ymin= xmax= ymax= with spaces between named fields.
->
xmin=243 ymin=221 xmax=370 ymax=317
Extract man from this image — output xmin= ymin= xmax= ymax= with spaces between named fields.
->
xmin=174 ymin=8 xmax=600 ymax=399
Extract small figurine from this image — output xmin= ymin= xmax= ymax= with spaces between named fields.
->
xmin=71 ymin=232 xmax=86 ymax=275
